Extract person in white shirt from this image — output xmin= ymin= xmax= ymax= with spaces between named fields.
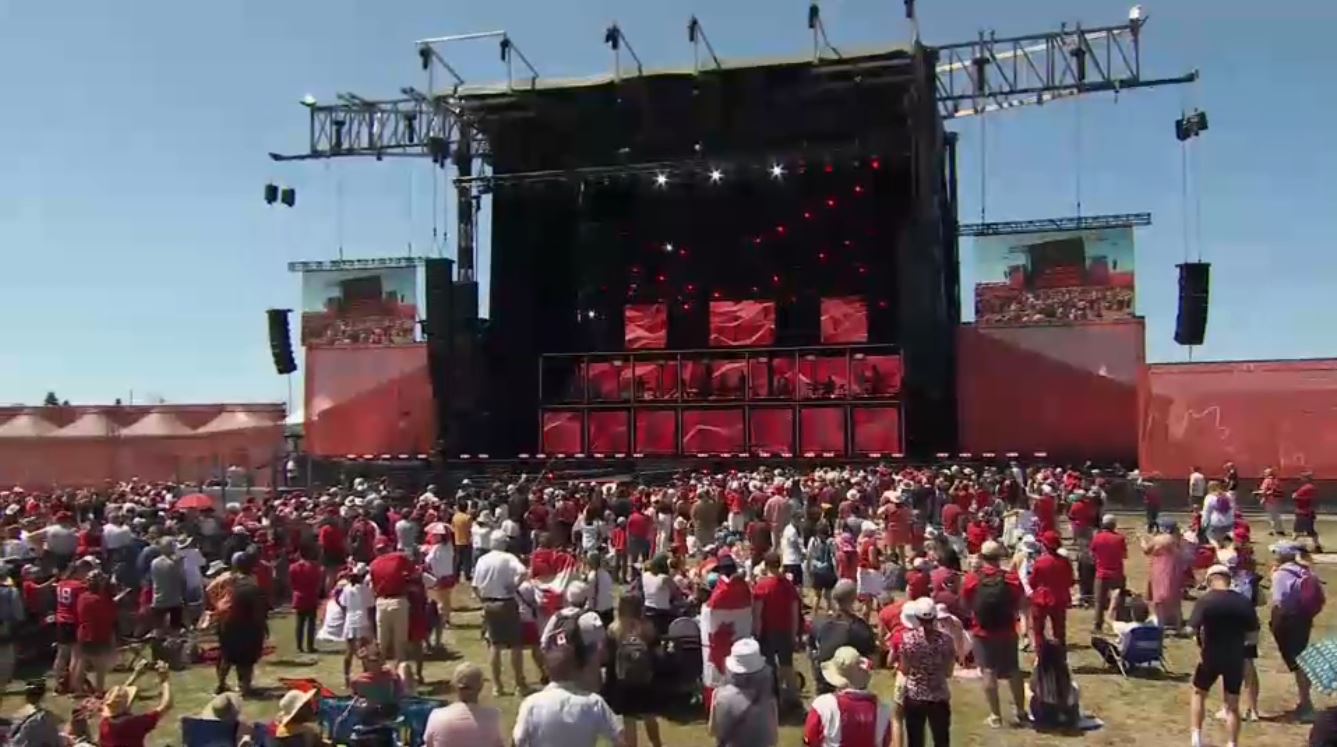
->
xmin=514 ymin=599 xmax=624 ymax=747
xmin=472 ymin=532 xmax=529 ymax=696
xmin=1187 ymin=466 xmax=1207 ymax=508
xmin=780 ymin=514 xmax=806 ymax=586
xmin=424 ymin=526 xmax=457 ymax=647
xmin=177 ymin=536 xmax=207 ymax=616
xmin=338 ymin=564 xmax=374 ymax=687
xmin=102 ymin=514 xmax=133 ymax=552
xmin=575 ymin=511 xmax=605 ymax=555
xmin=1201 ymin=484 xmax=1235 ymax=545
xmin=586 ymin=553 xmax=616 ymax=627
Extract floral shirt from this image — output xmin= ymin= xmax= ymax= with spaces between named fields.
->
xmin=897 ymin=627 xmax=954 ymax=702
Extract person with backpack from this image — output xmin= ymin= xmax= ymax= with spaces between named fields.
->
xmin=961 ymin=541 xmax=1028 ymax=729
xmin=710 ymin=638 xmax=778 ymax=747
xmin=603 ymin=593 xmax=663 ymax=747
xmin=1270 ymin=542 xmax=1324 ymax=724
xmin=1187 ymin=564 xmax=1259 ymax=747
xmin=805 ymin=522 xmax=838 ymax=613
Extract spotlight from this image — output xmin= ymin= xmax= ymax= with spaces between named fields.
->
xmin=654 ymin=172 xmax=669 ymax=187
xmin=299 ymin=94 xmax=317 ymax=108
xmin=1128 ymin=4 xmax=1145 ymax=23
xmin=587 ymin=310 xmax=597 ymax=319
xmin=708 ymin=168 xmax=723 ymax=184
xmin=663 ymin=242 xmax=675 ymax=253
xmin=769 ymin=163 xmax=785 ymax=179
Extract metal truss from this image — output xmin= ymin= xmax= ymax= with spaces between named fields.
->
xmin=286 ymin=256 xmax=427 ymax=273
xmin=934 ymin=20 xmax=1197 ymax=119
xmin=957 ymin=212 xmax=1151 ymax=237
xmin=269 ymin=94 xmax=487 ymax=163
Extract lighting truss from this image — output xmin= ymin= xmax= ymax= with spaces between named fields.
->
xmin=287 ymin=256 xmax=427 ymax=273
xmin=934 ymin=20 xmax=1197 ymax=119
xmin=269 ymin=96 xmax=489 ymax=163
xmin=957 ymin=212 xmax=1151 ymax=237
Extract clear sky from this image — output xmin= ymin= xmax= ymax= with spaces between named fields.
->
xmin=1 ymin=1 xmax=1332 ymax=408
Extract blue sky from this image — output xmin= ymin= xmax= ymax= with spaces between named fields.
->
xmin=1 ymin=1 xmax=1333 ymax=408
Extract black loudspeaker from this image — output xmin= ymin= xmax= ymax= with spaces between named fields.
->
xmin=1175 ymin=262 xmax=1211 ymax=345
xmin=266 ymin=309 xmax=297 ymax=375
xmin=425 ymin=258 xmax=455 ymax=452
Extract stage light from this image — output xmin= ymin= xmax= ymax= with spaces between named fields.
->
xmin=769 ymin=163 xmax=785 ymax=179
xmin=870 ymin=158 xmax=881 ymax=170
xmin=854 ymin=185 xmax=864 ymax=194
xmin=708 ymin=168 xmax=723 ymax=183
xmin=300 ymin=94 xmax=317 ymax=108
xmin=818 ymin=252 xmax=828 ymax=261
xmin=663 ymin=242 xmax=674 ymax=253
xmin=803 ymin=211 xmax=813 ymax=220
xmin=776 ymin=225 xmax=787 ymax=235
xmin=1128 ymin=4 xmax=1145 ymax=22
xmin=824 ymin=163 xmax=834 ymax=174
xmin=826 ymin=197 xmax=837 ymax=208
xmin=587 ymin=310 xmax=597 ymax=319
xmin=771 ymin=274 xmax=781 ymax=285
xmin=654 ymin=172 xmax=669 ymax=188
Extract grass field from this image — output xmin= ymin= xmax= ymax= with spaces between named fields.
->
xmin=28 ymin=513 xmax=1336 ymax=746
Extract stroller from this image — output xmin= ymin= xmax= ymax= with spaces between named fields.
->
xmin=658 ymin=617 xmax=704 ymax=708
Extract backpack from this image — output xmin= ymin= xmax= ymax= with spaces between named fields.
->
xmin=541 ymin=611 xmax=588 ymax=676
xmin=971 ymin=572 xmax=1016 ymax=631
xmin=615 ymin=630 xmax=655 ymax=685
xmin=811 ymin=539 xmax=836 ymax=586
xmin=1287 ymin=567 xmax=1326 ymax=618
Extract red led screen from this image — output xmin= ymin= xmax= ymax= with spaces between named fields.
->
xmin=749 ymin=356 xmax=797 ymax=399
xmin=681 ymin=359 xmax=748 ymax=399
xmin=821 ymin=297 xmax=869 ymax=344
xmin=750 ymin=408 xmax=794 ymax=454
xmin=633 ymin=360 xmax=678 ymax=401
xmin=709 ymin=300 xmax=776 ymax=347
xmin=957 ymin=320 xmax=1144 ymax=462
xmin=624 ymin=304 xmax=668 ymax=350
xmin=797 ymin=356 xmax=851 ymax=400
xmin=305 ymin=344 xmax=436 ymax=457
xmin=541 ymin=410 xmax=584 ymax=454
xmin=851 ymin=354 xmax=903 ymax=397
xmin=586 ymin=361 xmax=631 ymax=401
xmin=682 ymin=408 xmax=745 ymax=453
xmin=799 ymin=407 xmax=846 ymax=454
xmin=587 ymin=410 xmax=629 ymax=454
xmin=634 ymin=410 xmax=677 ymax=455
xmin=852 ymin=406 xmax=902 ymax=454
xmin=1141 ymin=359 xmax=1337 ymax=479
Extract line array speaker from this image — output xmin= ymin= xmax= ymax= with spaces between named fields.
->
xmin=1175 ymin=261 xmax=1211 ymax=346
xmin=266 ymin=309 xmax=297 ymax=375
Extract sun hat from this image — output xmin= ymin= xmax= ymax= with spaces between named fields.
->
xmin=1040 ymin=531 xmax=1062 ymax=552
xmin=451 ymin=662 xmax=486 ymax=691
xmin=725 ymin=638 xmax=766 ymax=675
xmin=899 ymin=597 xmax=939 ymax=629
xmin=1205 ymin=564 xmax=1231 ymax=579
xmin=275 ymin=688 xmax=318 ymax=727
xmin=201 ymin=692 xmax=243 ymax=720
xmin=101 ymin=685 xmax=139 ymax=717
xmin=979 ymin=540 xmax=1004 ymax=561
xmin=821 ymin=646 xmax=872 ymax=690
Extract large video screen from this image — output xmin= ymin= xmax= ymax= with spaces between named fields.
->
xmin=709 ymin=300 xmax=776 ymax=347
xmin=624 ymin=304 xmax=668 ymax=350
xmin=973 ymin=226 xmax=1135 ymax=326
xmin=301 ymin=266 xmax=418 ymax=346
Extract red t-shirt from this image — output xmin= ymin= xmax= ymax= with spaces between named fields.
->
xmin=627 ymin=511 xmax=653 ymax=540
xmin=1068 ymin=500 xmax=1097 ymax=531
xmin=961 ymin=566 xmax=1023 ymax=639
xmin=289 ymin=559 xmax=322 ymax=613
xmin=1032 ymin=496 xmax=1057 ymax=533
xmin=752 ymin=575 xmax=800 ymax=635
xmin=877 ymin=600 xmax=906 ymax=639
xmin=965 ymin=522 xmax=990 ymax=554
xmin=22 ymin=580 xmax=43 ymax=619
xmin=1294 ymin=483 xmax=1318 ymax=518
xmin=803 ymin=689 xmax=888 ymax=747
xmin=610 ymin=527 xmax=628 ymax=552
xmin=1028 ymin=553 xmax=1074 ymax=609
xmin=941 ymin=504 xmax=964 ymax=536
xmin=525 ymin=504 xmax=551 ymax=532
xmin=76 ymin=590 xmax=117 ymax=644
xmin=369 ymin=552 xmax=414 ymax=598
xmin=99 ymin=710 xmax=161 ymax=747
xmin=55 ymin=579 xmax=87 ymax=625
xmin=1089 ymin=530 xmax=1127 ymax=581
xmin=318 ymin=523 xmax=346 ymax=555
xmin=254 ymin=561 xmax=274 ymax=599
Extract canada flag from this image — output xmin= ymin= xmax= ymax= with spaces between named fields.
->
xmin=700 ymin=574 xmax=754 ymax=688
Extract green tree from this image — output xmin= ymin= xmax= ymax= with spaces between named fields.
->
xmin=42 ymin=391 xmax=59 ymax=407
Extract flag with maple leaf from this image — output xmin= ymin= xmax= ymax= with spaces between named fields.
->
xmin=700 ymin=574 xmax=754 ymax=688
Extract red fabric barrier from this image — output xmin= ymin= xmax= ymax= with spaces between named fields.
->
xmin=749 ymin=408 xmax=794 ymax=454
xmin=305 ymin=345 xmax=436 ymax=457
xmin=799 ymin=407 xmax=846 ymax=454
xmin=820 ymin=297 xmax=869 ymax=344
xmin=1141 ymin=359 xmax=1337 ymax=479
xmin=709 ymin=301 xmax=776 ymax=347
xmin=682 ymin=409 xmax=745 ymax=453
xmin=625 ymin=304 xmax=668 ymax=350
xmin=634 ymin=410 xmax=677 ymax=455
xmin=541 ymin=411 xmax=584 ymax=454
xmin=956 ymin=320 xmax=1144 ymax=462
xmin=852 ymin=406 xmax=902 ymax=454
xmin=588 ymin=411 xmax=630 ymax=454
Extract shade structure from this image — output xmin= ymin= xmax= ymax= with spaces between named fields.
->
xmin=175 ymin=493 xmax=214 ymax=511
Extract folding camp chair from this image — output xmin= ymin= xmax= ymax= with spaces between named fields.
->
xmin=1114 ymin=625 xmax=1170 ymax=677
xmin=181 ymin=716 xmax=242 ymax=747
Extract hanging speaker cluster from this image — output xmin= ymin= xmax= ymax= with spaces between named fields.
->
xmin=266 ymin=309 xmax=297 ymax=375
xmin=1174 ymin=262 xmax=1210 ymax=346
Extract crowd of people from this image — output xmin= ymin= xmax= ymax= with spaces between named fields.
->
xmin=0 ymin=460 xmax=1326 ymax=746
xmin=974 ymin=284 xmax=1135 ymax=325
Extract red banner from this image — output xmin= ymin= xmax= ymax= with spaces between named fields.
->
xmin=709 ymin=301 xmax=776 ymax=347
xmin=821 ymin=297 xmax=869 ymax=343
xmin=682 ymin=409 xmax=745 ymax=453
xmin=305 ymin=345 xmax=436 ymax=457
xmin=1141 ymin=360 xmax=1337 ymax=479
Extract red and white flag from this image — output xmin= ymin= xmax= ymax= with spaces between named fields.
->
xmin=532 ymin=550 xmax=580 ymax=629
xmin=700 ymin=575 xmax=754 ymax=688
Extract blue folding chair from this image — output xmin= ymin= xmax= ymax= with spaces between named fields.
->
xmin=399 ymin=697 xmax=447 ymax=746
xmin=1115 ymin=624 xmax=1170 ymax=677
xmin=180 ymin=717 xmax=242 ymax=747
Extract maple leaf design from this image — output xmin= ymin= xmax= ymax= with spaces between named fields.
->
xmin=708 ymin=621 xmax=736 ymax=674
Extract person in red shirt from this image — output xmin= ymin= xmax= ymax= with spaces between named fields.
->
xmin=53 ymin=561 xmax=92 ymax=694
xmin=1292 ymin=471 xmax=1321 ymax=550
xmin=317 ymin=513 xmax=347 ymax=592
xmin=76 ymin=523 xmax=102 ymax=559
xmin=1256 ymin=467 xmax=1285 ymax=536
xmin=940 ymin=502 xmax=964 ymax=538
xmin=368 ymin=541 xmax=416 ymax=666
xmin=961 ymin=541 xmax=1027 ymax=728
xmin=1088 ymin=514 xmax=1128 ymax=633
xmin=626 ymin=509 xmax=654 ymax=568
xmin=73 ymin=570 xmax=120 ymax=694
xmin=289 ymin=549 xmax=322 ymax=653
xmin=100 ymin=662 xmax=174 ymax=747
xmin=965 ymin=518 xmax=991 ymax=555
xmin=1027 ymin=531 xmax=1073 ymax=652
xmin=610 ymin=518 xmax=629 ymax=583
xmin=1032 ymin=487 xmax=1058 ymax=535
xmin=747 ymin=519 xmax=773 ymax=567
xmin=752 ymin=552 xmax=802 ymax=706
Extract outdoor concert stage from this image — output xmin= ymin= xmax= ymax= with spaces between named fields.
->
xmin=465 ymin=47 xmax=958 ymax=460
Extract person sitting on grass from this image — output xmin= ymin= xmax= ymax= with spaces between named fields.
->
xmin=6 ymin=680 xmax=61 ymax=747
xmin=351 ymin=644 xmax=411 ymax=723
xmin=273 ymin=688 xmax=324 ymax=747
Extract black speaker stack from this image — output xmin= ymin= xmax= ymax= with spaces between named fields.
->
xmin=1174 ymin=262 xmax=1211 ymax=346
xmin=266 ymin=309 xmax=297 ymax=375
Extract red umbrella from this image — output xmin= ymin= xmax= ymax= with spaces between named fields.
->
xmin=175 ymin=493 xmax=214 ymax=511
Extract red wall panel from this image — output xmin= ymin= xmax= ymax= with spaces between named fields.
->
xmin=709 ymin=301 xmax=776 ymax=347
xmin=682 ymin=409 xmax=745 ymax=453
xmin=1141 ymin=359 xmax=1337 ymax=479
xmin=541 ymin=411 xmax=584 ymax=454
xmin=625 ymin=304 xmax=668 ymax=350
xmin=852 ymin=406 xmax=902 ymax=454
xmin=587 ymin=410 xmax=629 ymax=454
xmin=749 ymin=408 xmax=794 ymax=454
xmin=821 ymin=297 xmax=869 ymax=344
xmin=305 ymin=345 xmax=436 ymax=457
xmin=956 ymin=320 xmax=1143 ymax=462
xmin=799 ymin=407 xmax=846 ymax=454
xmin=634 ymin=410 xmax=677 ymax=455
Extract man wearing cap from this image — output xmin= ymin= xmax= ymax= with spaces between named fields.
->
xmin=368 ymin=536 xmax=416 ymax=667
xmin=472 ymin=531 xmax=530 ymax=696
xmin=961 ymin=540 xmax=1027 ymax=728
xmin=149 ymin=537 xmax=187 ymax=636
xmin=513 ymin=606 xmax=622 ymax=747
xmin=803 ymin=646 xmax=892 ymax=747
xmin=1089 ymin=514 xmax=1127 ymax=633
xmin=423 ymin=662 xmax=505 ymax=747
xmin=1028 ymin=531 xmax=1073 ymax=652
xmin=7 ymin=680 xmax=61 ymax=747
xmin=1269 ymin=541 xmax=1320 ymax=723
xmin=1187 ymin=563 xmax=1259 ymax=747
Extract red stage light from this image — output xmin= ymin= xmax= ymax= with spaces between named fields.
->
xmin=771 ymin=274 xmax=781 ymax=285
xmin=858 ymin=266 xmax=868 ymax=275
xmin=712 ymin=290 xmax=721 ymax=299
xmin=803 ymin=211 xmax=813 ymax=220
xmin=686 ymin=283 xmax=696 ymax=292
xmin=682 ymin=302 xmax=691 ymax=310
xmin=753 ymin=236 xmax=762 ymax=245
xmin=818 ymin=252 xmax=827 ymax=261
xmin=826 ymin=198 xmax=836 ymax=208
xmin=843 ymin=239 xmax=852 ymax=246
xmin=776 ymin=225 xmax=787 ymax=235
xmin=824 ymin=164 xmax=834 ymax=173
xmin=878 ymin=300 xmax=889 ymax=308
xmin=656 ymin=274 xmax=666 ymax=282
xmin=854 ymin=185 xmax=864 ymax=194
xmin=870 ymin=158 xmax=881 ymax=170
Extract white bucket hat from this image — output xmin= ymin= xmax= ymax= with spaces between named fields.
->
xmin=725 ymin=637 xmax=766 ymax=675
